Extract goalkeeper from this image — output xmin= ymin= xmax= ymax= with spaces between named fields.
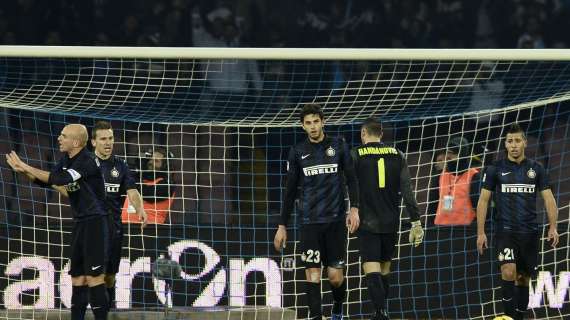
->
xmin=351 ymin=118 xmax=423 ymax=320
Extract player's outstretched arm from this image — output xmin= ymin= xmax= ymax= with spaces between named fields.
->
xmin=127 ymin=188 xmax=148 ymax=227
xmin=476 ymin=188 xmax=492 ymax=255
xmin=6 ymin=151 xmax=50 ymax=183
xmin=541 ymin=189 xmax=559 ymax=248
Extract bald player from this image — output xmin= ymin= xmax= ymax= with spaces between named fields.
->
xmin=6 ymin=124 xmax=110 ymax=320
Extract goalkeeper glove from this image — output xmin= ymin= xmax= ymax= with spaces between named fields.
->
xmin=409 ymin=220 xmax=424 ymax=247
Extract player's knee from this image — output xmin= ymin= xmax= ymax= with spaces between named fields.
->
xmin=86 ymin=274 xmax=106 ymax=287
xmin=362 ymin=262 xmax=381 ymax=274
xmin=379 ymin=261 xmax=391 ymax=275
xmin=71 ymin=276 xmax=87 ymax=287
xmin=500 ymin=265 xmax=517 ymax=281
xmin=329 ymin=275 xmax=344 ymax=288
xmin=305 ymin=269 xmax=321 ymax=283
xmin=104 ymin=274 xmax=116 ymax=288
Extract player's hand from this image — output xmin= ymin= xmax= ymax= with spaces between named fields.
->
xmin=548 ymin=226 xmax=559 ymax=248
xmin=138 ymin=209 xmax=148 ymax=228
xmin=477 ymin=233 xmax=488 ymax=255
xmin=6 ymin=151 xmax=27 ymax=173
xmin=274 ymin=225 xmax=287 ymax=252
xmin=409 ymin=220 xmax=424 ymax=247
xmin=346 ymin=207 xmax=359 ymax=234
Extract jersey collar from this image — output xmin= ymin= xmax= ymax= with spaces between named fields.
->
xmin=506 ymin=157 xmax=528 ymax=166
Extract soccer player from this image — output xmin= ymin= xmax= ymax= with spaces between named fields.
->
xmin=6 ymin=124 xmax=110 ymax=320
xmin=352 ymin=118 xmax=423 ymax=320
xmin=477 ymin=123 xmax=559 ymax=320
xmin=273 ymin=104 xmax=360 ymax=320
xmin=91 ymin=121 xmax=147 ymax=308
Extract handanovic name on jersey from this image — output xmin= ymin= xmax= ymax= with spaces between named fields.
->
xmin=357 ymin=146 xmax=398 ymax=156
xmin=302 ymin=164 xmax=338 ymax=176
xmin=501 ymin=183 xmax=535 ymax=193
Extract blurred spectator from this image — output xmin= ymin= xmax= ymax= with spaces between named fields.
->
xmin=44 ymin=31 xmax=62 ymax=46
xmin=428 ymin=137 xmax=483 ymax=226
xmin=118 ymin=15 xmax=140 ymax=46
xmin=1 ymin=0 xmax=569 ymax=48
xmin=466 ymin=62 xmax=505 ymax=124
xmin=465 ymin=61 xmax=506 ymax=153
xmin=192 ymin=6 xmax=262 ymax=119
xmin=122 ymin=147 xmax=175 ymax=224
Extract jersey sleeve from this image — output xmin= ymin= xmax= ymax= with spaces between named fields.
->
xmin=535 ymin=163 xmax=551 ymax=191
xmin=399 ymin=151 xmax=420 ymax=221
xmin=280 ymin=146 xmax=299 ymax=226
xmin=481 ymin=164 xmax=497 ymax=191
xmin=341 ymin=139 xmax=359 ymax=208
xmin=34 ymin=159 xmax=65 ymax=188
xmin=48 ymin=155 xmax=97 ymax=186
xmin=122 ymin=160 xmax=138 ymax=190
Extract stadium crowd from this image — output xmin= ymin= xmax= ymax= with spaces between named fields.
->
xmin=0 ymin=0 xmax=569 ymax=49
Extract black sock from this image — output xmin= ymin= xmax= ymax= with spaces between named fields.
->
xmin=331 ymin=279 xmax=346 ymax=314
xmin=89 ymin=284 xmax=109 ymax=320
xmin=107 ymin=285 xmax=115 ymax=309
xmin=501 ymin=279 xmax=515 ymax=317
xmin=381 ymin=273 xmax=390 ymax=301
xmin=366 ymin=272 xmax=386 ymax=314
xmin=305 ymin=282 xmax=322 ymax=320
xmin=71 ymin=285 xmax=89 ymax=320
xmin=515 ymin=285 xmax=529 ymax=320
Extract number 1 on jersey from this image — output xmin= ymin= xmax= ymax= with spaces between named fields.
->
xmin=377 ymin=158 xmax=385 ymax=188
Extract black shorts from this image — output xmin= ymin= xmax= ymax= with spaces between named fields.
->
xmin=106 ymin=218 xmax=124 ymax=275
xmin=69 ymin=215 xmax=109 ymax=277
xmin=299 ymin=221 xmax=347 ymax=269
xmin=495 ymin=232 xmax=539 ymax=276
xmin=358 ymin=229 xmax=397 ymax=263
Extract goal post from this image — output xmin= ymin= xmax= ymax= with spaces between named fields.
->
xmin=0 ymin=46 xmax=569 ymax=320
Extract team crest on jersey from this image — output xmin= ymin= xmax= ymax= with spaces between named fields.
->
xmin=325 ymin=146 xmax=335 ymax=157
xmin=111 ymin=167 xmax=119 ymax=178
xmin=527 ymin=168 xmax=536 ymax=179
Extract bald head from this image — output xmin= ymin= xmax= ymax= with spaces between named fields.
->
xmin=58 ymin=124 xmax=88 ymax=155
xmin=65 ymin=124 xmax=88 ymax=146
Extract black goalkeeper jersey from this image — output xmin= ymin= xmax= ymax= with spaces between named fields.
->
xmin=352 ymin=142 xmax=419 ymax=233
xmin=280 ymin=135 xmax=359 ymax=226
xmin=98 ymin=155 xmax=137 ymax=227
xmin=46 ymin=148 xmax=108 ymax=221
xmin=482 ymin=158 xmax=550 ymax=233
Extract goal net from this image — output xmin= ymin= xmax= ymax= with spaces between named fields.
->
xmin=0 ymin=47 xmax=569 ymax=320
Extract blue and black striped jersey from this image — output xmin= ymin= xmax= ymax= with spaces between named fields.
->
xmin=482 ymin=158 xmax=550 ymax=233
xmin=280 ymin=135 xmax=359 ymax=226
xmin=98 ymin=155 xmax=137 ymax=227
xmin=47 ymin=148 xmax=108 ymax=221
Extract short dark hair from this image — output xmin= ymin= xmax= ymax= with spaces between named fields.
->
xmin=92 ymin=120 xmax=112 ymax=139
xmin=506 ymin=123 xmax=526 ymax=140
xmin=299 ymin=104 xmax=324 ymax=123
xmin=362 ymin=117 xmax=383 ymax=137
xmin=447 ymin=136 xmax=469 ymax=155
